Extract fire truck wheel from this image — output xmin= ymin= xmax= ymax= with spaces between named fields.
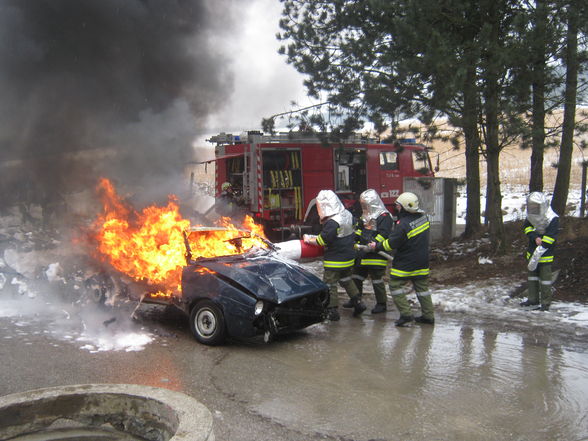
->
xmin=190 ymin=300 xmax=226 ymax=346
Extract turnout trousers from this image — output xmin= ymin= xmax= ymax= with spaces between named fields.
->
xmin=324 ymin=268 xmax=359 ymax=308
xmin=352 ymin=266 xmax=387 ymax=304
xmin=388 ymin=276 xmax=434 ymax=320
xmin=527 ymin=263 xmax=553 ymax=307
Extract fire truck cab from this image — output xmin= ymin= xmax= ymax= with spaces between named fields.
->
xmin=207 ymin=131 xmax=435 ymax=240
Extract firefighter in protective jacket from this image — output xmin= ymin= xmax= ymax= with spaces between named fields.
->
xmin=216 ymin=182 xmax=245 ymax=220
xmin=304 ymin=190 xmax=366 ymax=321
xmin=369 ymin=192 xmax=434 ymax=326
xmin=520 ymin=192 xmax=559 ymax=311
xmin=347 ymin=189 xmax=393 ymax=314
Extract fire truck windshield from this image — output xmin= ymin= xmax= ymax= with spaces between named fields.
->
xmin=412 ymin=150 xmax=432 ymax=174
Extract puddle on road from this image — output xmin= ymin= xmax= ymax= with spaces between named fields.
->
xmin=214 ymin=316 xmax=588 ymax=441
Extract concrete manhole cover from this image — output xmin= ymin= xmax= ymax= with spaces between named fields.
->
xmin=0 ymin=384 xmax=214 ymax=441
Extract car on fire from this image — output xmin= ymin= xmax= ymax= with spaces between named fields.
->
xmin=147 ymin=228 xmax=329 ymax=345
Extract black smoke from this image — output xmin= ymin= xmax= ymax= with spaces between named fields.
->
xmin=0 ymin=0 xmax=234 ymax=215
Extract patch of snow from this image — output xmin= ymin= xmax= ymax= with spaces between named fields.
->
xmin=431 ymin=279 xmax=588 ymax=335
xmin=456 ymin=185 xmax=584 ymax=224
xmin=564 ymin=311 xmax=588 ymax=322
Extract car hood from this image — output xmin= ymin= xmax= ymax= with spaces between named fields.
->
xmin=193 ymin=253 xmax=326 ymax=304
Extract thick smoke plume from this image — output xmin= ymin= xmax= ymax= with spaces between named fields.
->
xmin=0 ymin=0 xmax=233 ymax=216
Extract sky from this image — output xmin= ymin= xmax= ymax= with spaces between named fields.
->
xmin=194 ymin=0 xmax=310 ymax=147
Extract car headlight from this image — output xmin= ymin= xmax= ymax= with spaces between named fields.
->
xmin=254 ymin=300 xmax=264 ymax=316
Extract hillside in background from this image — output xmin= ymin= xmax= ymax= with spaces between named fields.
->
xmin=398 ymin=108 xmax=588 ymax=190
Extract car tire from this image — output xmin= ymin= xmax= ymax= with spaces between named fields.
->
xmin=190 ymin=300 xmax=226 ymax=345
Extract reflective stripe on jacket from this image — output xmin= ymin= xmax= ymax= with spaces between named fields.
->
xmin=354 ymin=212 xmax=394 ymax=267
xmin=524 ymin=216 xmax=559 ymax=263
xmin=317 ymin=218 xmax=356 ymax=270
xmin=377 ymin=212 xmax=430 ymax=278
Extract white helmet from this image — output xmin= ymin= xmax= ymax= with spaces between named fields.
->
xmin=396 ymin=192 xmax=420 ymax=213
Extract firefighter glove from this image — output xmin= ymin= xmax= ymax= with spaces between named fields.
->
xmin=303 ymin=234 xmax=318 ymax=245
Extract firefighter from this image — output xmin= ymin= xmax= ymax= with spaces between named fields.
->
xmin=345 ymin=189 xmax=393 ymax=314
xmin=216 ymin=182 xmax=243 ymax=219
xmin=368 ymin=192 xmax=434 ymax=326
xmin=520 ymin=192 xmax=559 ymax=311
xmin=304 ymin=190 xmax=366 ymax=321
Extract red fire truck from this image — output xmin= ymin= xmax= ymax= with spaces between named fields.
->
xmin=207 ymin=131 xmax=436 ymax=240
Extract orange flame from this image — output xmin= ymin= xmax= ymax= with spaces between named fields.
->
xmin=92 ymin=178 xmax=267 ymax=296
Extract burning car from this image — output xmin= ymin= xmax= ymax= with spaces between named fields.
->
xmin=91 ymin=178 xmax=328 ymax=345
xmin=142 ymin=228 xmax=329 ymax=345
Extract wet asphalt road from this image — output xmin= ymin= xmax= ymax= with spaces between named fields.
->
xmin=2 ymin=298 xmax=588 ymax=441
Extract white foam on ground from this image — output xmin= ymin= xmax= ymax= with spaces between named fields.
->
xmin=78 ymin=331 xmax=154 ymax=353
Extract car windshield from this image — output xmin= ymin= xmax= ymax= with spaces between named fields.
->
xmin=184 ymin=227 xmax=270 ymax=262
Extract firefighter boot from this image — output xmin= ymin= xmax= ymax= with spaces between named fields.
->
xmin=395 ymin=315 xmax=414 ymax=327
xmin=344 ymin=278 xmax=364 ymax=308
xmin=415 ymin=316 xmax=435 ymax=325
xmin=350 ymin=296 xmax=366 ymax=317
xmin=326 ymin=307 xmax=340 ymax=322
xmin=342 ymin=300 xmax=353 ymax=308
xmin=371 ymin=303 xmax=387 ymax=314
xmin=520 ymin=299 xmax=540 ymax=309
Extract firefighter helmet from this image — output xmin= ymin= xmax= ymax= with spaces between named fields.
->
xmin=526 ymin=192 xmax=557 ymax=233
xmin=396 ymin=192 xmax=420 ymax=213
xmin=359 ymin=189 xmax=389 ymax=224
xmin=221 ymin=182 xmax=232 ymax=191
xmin=316 ymin=190 xmax=344 ymax=221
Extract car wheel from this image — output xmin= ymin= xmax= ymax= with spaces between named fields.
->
xmin=190 ymin=300 xmax=226 ymax=345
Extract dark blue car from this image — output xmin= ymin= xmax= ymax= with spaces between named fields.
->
xmin=152 ymin=229 xmax=329 ymax=345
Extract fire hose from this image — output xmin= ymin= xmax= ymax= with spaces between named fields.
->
xmin=354 ymin=243 xmax=394 ymax=262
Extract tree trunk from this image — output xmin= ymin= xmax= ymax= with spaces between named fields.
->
xmin=462 ymin=64 xmax=482 ymax=238
xmin=529 ymin=0 xmax=548 ymax=192
xmin=486 ymin=146 xmax=504 ymax=252
xmin=552 ymin=1 xmax=578 ymax=215
xmin=482 ymin=0 xmax=505 ymax=254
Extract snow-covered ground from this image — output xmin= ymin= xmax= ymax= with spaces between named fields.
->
xmin=297 ymin=258 xmax=588 ymax=341
xmin=1 ymin=187 xmax=587 ymax=352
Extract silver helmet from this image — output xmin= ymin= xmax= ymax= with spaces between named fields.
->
xmin=360 ymin=189 xmax=389 ymax=225
xmin=316 ymin=190 xmax=353 ymax=236
xmin=526 ymin=192 xmax=557 ymax=233
xmin=316 ymin=190 xmax=344 ymax=221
